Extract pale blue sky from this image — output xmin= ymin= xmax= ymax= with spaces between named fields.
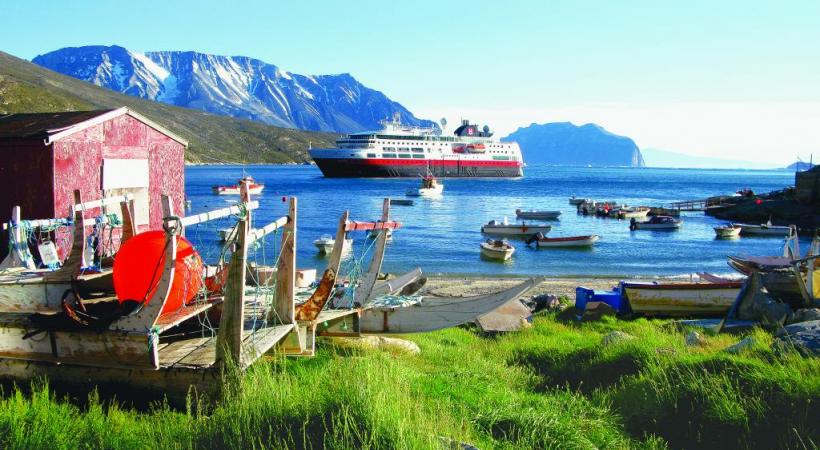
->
xmin=2 ymin=0 xmax=819 ymax=164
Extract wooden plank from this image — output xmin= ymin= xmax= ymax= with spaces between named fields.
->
xmin=273 ymin=197 xmax=297 ymax=325
xmin=0 ymin=282 xmax=70 ymax=313
xmin=239 ymin=324 xmax=294 ymax=368
xmin=215 ymin=181 xmax=251 ymax=366
xmin=180 ymin=201 xmax=259 ymax=227
xmin=154 ymin=301 xmax=220 ymax=333
xmin=353 ymin=199 xmax=390 ymax=305
xmin=43 ymin=191 xmax=84 ymax=283
xmin=0 ymin=318 xmax=157 ymax=370
xmin=120 ymin=198 xmax=136 ymax=245
xmin=73 ymin=193 xmax=134 ymax=213
xmin=248 ymin=216 xmax=288 ymax=244
xmin=294 ymin=211 xmax=348 ymax=322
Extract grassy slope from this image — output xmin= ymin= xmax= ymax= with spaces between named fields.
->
xmin=1 ymin=314 xmax=817 ymax=449
xmin=0 ymin=51 xmax=338 ymax=163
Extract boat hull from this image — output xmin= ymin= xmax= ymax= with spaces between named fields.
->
xmin=632 ymin=222 xmax=681 ymax=230
xmin=515 ymin=210 xmax=561 ymax=220
xmin=738 ymin=225 xmax=791 ymax=236
xmin=715 ymin=227 xmax=741 ymax=239
xmin=535 ymin=235 xmax=600 ymax=248
xmin=480 ymin=245 xmax=515 ymax=260
xmin=481 ymin=225 xmax=551 ymax=237
xmin=312 ymin=157 xmax=523 ymax=178
xmin=623 ymin=282 xmax=741 ymax=316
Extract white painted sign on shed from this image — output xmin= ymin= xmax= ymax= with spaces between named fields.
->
xmin=102 ymin=159 xmax=149 ymax=190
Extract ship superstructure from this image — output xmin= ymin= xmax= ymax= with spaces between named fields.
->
xmin=308 ymin=114 xmax=524 ymax=178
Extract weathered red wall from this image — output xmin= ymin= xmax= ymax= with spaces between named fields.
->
xmin=52 ymin=114 xmax=185 ymax=230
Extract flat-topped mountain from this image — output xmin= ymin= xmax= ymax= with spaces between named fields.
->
xmin=33 ymin=45 xmax=435 ymax=133
xmin=504 ymin=122 xmax=645 ymax=166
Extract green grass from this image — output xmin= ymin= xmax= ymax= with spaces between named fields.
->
xmin=0 ymin=314 xmax=817 ymax=449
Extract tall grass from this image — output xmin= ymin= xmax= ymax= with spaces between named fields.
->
xmin=0 ymin=314 xmax=817 ymax=449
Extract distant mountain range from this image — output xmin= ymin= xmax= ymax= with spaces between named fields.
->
xmin=504 ymin=122 xmax=645 ymax=166
xmin=32 ymin=45 xmax=436 ymax=133
xmin=641 ymin=148 xmax=780 ymax=169
xmin=0 ymin=50 xmax=336 ymax=163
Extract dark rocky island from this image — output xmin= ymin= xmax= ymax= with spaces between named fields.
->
xmin=503 ymin=122 xmax=645 ymax=166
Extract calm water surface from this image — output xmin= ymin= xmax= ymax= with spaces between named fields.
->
xmin=184 ymin=165 xmax=801 ymax=278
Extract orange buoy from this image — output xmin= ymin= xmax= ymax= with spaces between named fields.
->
xmin=113 ymin=230 xmax=204 ymax=315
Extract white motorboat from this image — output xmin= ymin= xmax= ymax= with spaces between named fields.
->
xmin=406 ymin=175 xmax=443 ymax=197
xmin=629 ymin=216 xmax=682 ymax=230
xmin=480 ymin=239 xmax=515 ymax=261
xmin=367 ymin=228 xmax=393 ymax=242
xmin=515 ymin=209 xmax=561 ymax=220
xmin=481 ymin=218 xmax=551 ymax=237
xmin=617 ymin=207 xmax=651 ymax=219
xmin=313 ymin=235 xmax=352 ymax=254
xmin=714 ymin=224 xmax=742 ymax=239
xmin=212 ymin=176 xmax=265 ymax=195
xmin=527 ymin=234 xmax=600 ymax=248
xmin=736 ymin=221 xmax=791 ymax=236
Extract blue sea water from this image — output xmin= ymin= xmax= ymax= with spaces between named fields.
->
xmin=184 ymin=165 xmax=802 ymax=278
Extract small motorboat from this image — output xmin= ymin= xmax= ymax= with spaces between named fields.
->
xmin=389 ymin=199 xmax=414 ymax=206
xmin=714 ymin=224 xmax=742 ymax=239
xmin=406 ymin=175 xmax=443 ymax=197
xmin=735 ymin=220 xmax=791 ymax=236
xmin=569 ymin=196 xmax=590 ymax=206
xmin=313 ymin=235 xmax=352 ymax=254
xmin=218 ymin=227 xmax=235 ymax=242
xmin=515 ymin=209 xmax=561 ymax=220
xmin=617 ymin=207 xmax=651 ymax=219
xmin=480 ymin=239 xmax=515 ymax=261
xmin=526 ymin=233 xmax=600 ymax=248
xmin=481 ymin=218 xmax=552 ymax=237
xmin=629 ymin=216 xmax=682 ymax=230
xmin=212 ymin=176 xmax=265 ymax=195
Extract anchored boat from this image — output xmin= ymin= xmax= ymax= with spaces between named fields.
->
xmin=212 ymin=176 xmax=264 ymax=195
xmin=406 ymin=175 xmax=444 ymax=197
xmin=629 ymin=216 xmax=682 ymax=230
xmin=480 ymin=239 xmax=515 ymax=261
xmin=481 ymin=219 xmax=551 ymax=237
xmin=515 ymin=209 xmax=561 ymax=220
xmin=735 ymin=221 xmax=791 ymax=236
xmin=313 ymin=234 xmax=352 ymax=254
xmin=527 ymin=233 xmax=600 ymax=248
xmin=714 ymin=224 xmax=742 ymax=239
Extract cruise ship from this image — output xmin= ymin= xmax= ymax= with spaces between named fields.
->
xmin=308 ymin=115 xmax=524 ymax=178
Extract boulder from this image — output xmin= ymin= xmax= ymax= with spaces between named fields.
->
xmin=773 ymin=320 xmax=820 ymax=357
xmin=525 ymin=294 xmax=563 ymax=313
xmin=725 ymin=336 xmax=756 ymax=354
xmin=602 ymin=331 xmax=635 ymax=346
xmin=735 ymin=274 xmax=793 ymax=326
xmin=685 ymin=331 xmax=707 ymax=347
xmin=789 ymin=308 xmax=820 ymax=325
xmin=332 ymin=336 xmax=421 ymax=355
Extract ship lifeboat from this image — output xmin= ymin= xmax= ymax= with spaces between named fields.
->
xmin=466 ymin=143 xmax=486 ymax=153
xmin=452 ymin=144 xmax=467 ymax=154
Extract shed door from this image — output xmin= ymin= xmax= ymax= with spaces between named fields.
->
xmin=102 ymin=159 xmax=150 ymax=227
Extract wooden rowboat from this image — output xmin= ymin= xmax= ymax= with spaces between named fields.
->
xmin=212 ymin=176 xmax=264 ymax=195
xmin=528 ymin=234 xmax=600 ymax=248
xmin=515 ymin=209 xmax=561 ymax=220
xmin=359 ymin=277 xmax=541 ymax=333
xmin=481 ymin=220 xmax=551 ymax=237
xmin=622 ymin=281 xmax=742 ymax=316
xmin=735 ymin=221 xmax=791 ymax=236
xmin=714 ymin=224 xmax=741 ymax=239
xmin=480 ymin=239 xmax=515 ymax=260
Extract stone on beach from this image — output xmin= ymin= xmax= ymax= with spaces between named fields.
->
xmin=774 ymin=320 xmax=820 ymax=357
xmin=602 ymin=331 xmax=635 ymax=346
xmin=725 ymin=336 xmax=756 ymax=354
xmin=685 ymin=331 xmax=707 ymax=347
xmin=332 ymin=336 xmax=421 ymax=355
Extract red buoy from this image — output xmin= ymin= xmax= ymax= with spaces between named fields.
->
xmin=113 ymin=231 xmax=203 ymax=315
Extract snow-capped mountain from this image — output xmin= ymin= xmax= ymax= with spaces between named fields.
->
xmin=32 ymin=45 xmax=435 ymax=132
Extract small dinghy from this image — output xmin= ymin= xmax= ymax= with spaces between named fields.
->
xmin=526 ymin=233 xmax=600 ymax=248
xmin=367 ymin=228 xmax=393 ymax=242
xmin=735 ymin=220 xmax=791 ymax=236
xmin=617 ymin=207 xmax=650 ymax=219
xmin=481 ymin=218 xmax=551 ymax=237
xmin=515 ymin=209 xmax=561 ymax=220
xmin=406 ymin=175 xmax=443 ymax=197
xmin=714 ymin=224 xmax=742 ymax=239
xmin=480 ymin=239 xmax=515 ymax=261
xmin=212 ymin=176 xmax=265 ymax=195
xmin=313 ymin=235 xmax=352 ymax=254
xmin=389 ymin=199 xmax=414 ymax=206
xmin=629 ymin=216 xmax=682 ymax=230
xmin=622 ymin=280 xmax=743 ymax=317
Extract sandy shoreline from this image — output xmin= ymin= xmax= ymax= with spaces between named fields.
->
xmin=420 ymin=275 xmax=643 ymax=299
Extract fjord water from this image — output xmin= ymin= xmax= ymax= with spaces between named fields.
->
xmin=186 ymin=165 xmax=800 ymax=278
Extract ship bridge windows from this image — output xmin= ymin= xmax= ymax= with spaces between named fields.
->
xmin=411 ymin=147 xmax=424 ymax=152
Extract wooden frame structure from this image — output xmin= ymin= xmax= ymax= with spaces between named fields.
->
xmin=0 ymin=191 xmax=137 ymax=312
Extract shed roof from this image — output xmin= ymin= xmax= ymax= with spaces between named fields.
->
xmin=0 ymin=107 xmax=188 ymax=146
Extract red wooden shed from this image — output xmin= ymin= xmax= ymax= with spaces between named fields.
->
xmin=0 ymin=107 xmax=187 ymax=259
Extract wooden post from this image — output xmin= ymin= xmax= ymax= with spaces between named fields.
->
xmin=274 ymin=197 xmax=297 ymax=325
xmin=216 ymin=181 xmax=251 ymax=366
xmin=295 ymin=210 xmax=348 ymax=321
xmin=353 ymin=198 xmax=390 ymax=305
xmin=0 ymin=206 xmax=35 ymax=270
xmin=44 ymin=191 xmax=83 ymax=282
xmin=119 ymin=198 xmax=137 ymax=245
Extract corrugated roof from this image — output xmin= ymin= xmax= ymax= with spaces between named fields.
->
xmin=0 ymin=110 xmax=117 ymax=139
